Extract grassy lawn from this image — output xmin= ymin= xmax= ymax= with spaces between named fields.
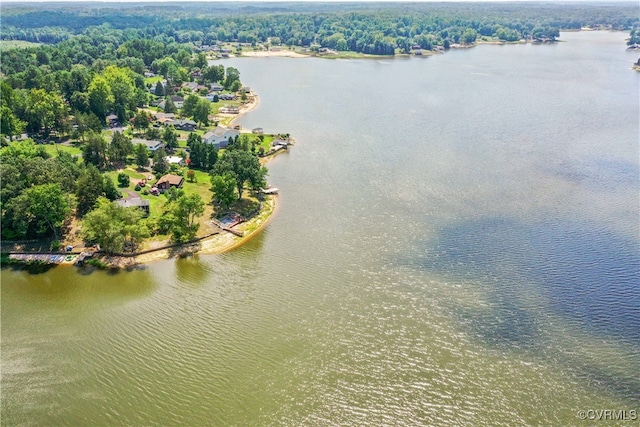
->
xmin=211 ymin=99 xmax=243 ymax=113
xmin=41 ymin=143 xmax=82 ymax=157
xmin=182 ymin=168 xmax=213 ymax=202
xmin=258 ymin=135 xmax=275 ymax=153
xmin=144 ymin=76 xmax=164 ymax=85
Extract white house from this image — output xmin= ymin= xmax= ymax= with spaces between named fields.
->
xmin=165 ymin=155 xmax=184 ymax=166
xmin=133 ymin=139 xmax=163 ymax=152
xmin=202 ymin=126 xmax=240 ymax=149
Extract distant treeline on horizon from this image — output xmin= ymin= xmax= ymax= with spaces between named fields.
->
xmin=1 ymin=1 xmax=638 ymax=53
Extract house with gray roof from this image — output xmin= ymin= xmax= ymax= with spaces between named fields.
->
xmin=133 ymin=139 xmax=163 ymax=152
xmin=202 ymin=126 xmax=240 ymax=149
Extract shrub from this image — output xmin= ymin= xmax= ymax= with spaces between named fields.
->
xmin=117 ymin=172 xmax=130 ymax=187
xmin=134 ymin=185 xmax=141 ymax=191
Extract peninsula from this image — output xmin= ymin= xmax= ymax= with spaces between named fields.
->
xmin=1 ymin=58 xmax=291 ymax=268
xmin=1 ymin=1 xmax=637 ymax=268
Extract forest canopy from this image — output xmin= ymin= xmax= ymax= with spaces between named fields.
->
xmin=1 ymin=2 xmax=637 ymax=54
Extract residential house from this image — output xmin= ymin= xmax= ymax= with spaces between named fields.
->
xmin=133 ymin=139 xmax=164 ymax=152
xmin=210 ymin=83 xmax=223 ymax=92
xmin=183 ymin=82 xmax=199 ymax=92
xmin=106 ymin=114 xmax=119 ymax=127
xmin=182 ymin=82 xmax=207 ymax=93
xmin=164 ymin=155 xmax=184 ymax=166
xmin=218 ymin=93 xmax=236 ymax=101
xmin=115 ymin=197 xmax=150 ymax=216
xmin=156 ymin=174 xmax=184 ymax=191
xmin=202 ymin=126 xmax=240 ymax=149
xmin=156 ymin=117 xmax=177 ymax=127
xmin=174 ymin=119 xmax=197 ymax=131
xmin=205 ymin=93 xmax=218 ymax=102
xmin=155 ymin=113 xmax=175 ymax=120
xmin=240 ymin=86 xmax=251 ymax=94
xmin=170 ymin=96 xmax=184 ymax=109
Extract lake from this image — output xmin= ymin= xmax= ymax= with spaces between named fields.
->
xmin=2 ymin=31 xmax=638 ymax=426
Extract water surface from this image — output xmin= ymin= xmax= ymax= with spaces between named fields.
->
xmin=2 ymin=31 xmax=639 ymax=426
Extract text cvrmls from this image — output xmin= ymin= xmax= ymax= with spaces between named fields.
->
xmin=577 ymin=409 xmax=637 ymax=421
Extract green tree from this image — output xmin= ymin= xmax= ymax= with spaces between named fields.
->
xmin=152 ymin=148 xmax=169 ymax=175
xmin=117 ymin=172 xmax=130 ymax=187
xmin=109 ymin=131 xmax=134 ymax=165
xmin=103 ymin=66 xmax=137 ymax=121
xmin=135 ymin=143 xmax=150 ymax=168
xmin=203 ymin=64 xmax=225 ymax=83
xmin=154 ymin=80 xmax=165 ymax=97
xmin=162 ymin=125 xmax=178 ymax=152
xmin=212 ymin=150 xmax=266 ymax=199
xmin=0 ymin=138 xmax=49 ymax=161
xmin=88 ymin=75 xmax=113 ymax=119
xmin=0 ymin=106 xmax=26 ymax=141
xmin=75 ymin=164 xmax=104 ymax=217
xmin=194 ymin=52 xmax=208 ymax=69
xmin=82 ymin=197 xmax=149 ymax=253
xmin=145 ymin=127 xmax=161 ymax=141
xmin=193 ymin=98 xmax=210 ymax=126
xmin=161 ymin=192 xmax=205 ymax=242
xmin=71 ymin=111 xmax=103 ymax=142
xmin=103 ymin=175 xmax=120 ymax=201
xmin=24 ymin=89 xmax=68 ymax=137
xmin=210 ymin=172 xmax=237 ymax=210
xmin=462 ymin=28 xmax=478 ymax=44
xmin=223 ymin=66 xmax=240 ymax=90
xmin=205 ymin=143 xmax=218 ymax=170
xmin=182 ymin=94 xmax=200 ymax=118
xmin=132 ymin=110 xmax=151 ymax=131
xmin=164 ymin=96 xmax=177 ymax=113
xmin=82 ymin=132 xmax=108 ymax=169
xmin=5 ymin=183 xmax=70 ymax=239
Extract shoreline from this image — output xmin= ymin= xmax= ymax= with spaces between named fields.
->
xmin=102 ymin=194 xmax=277 ymax=268
xmin=222 ymin=29 xmax=630 ymax=62
xmin=2 ymin=92 xmax=281 ymax=270
xmin=103 ymin=93 xmax=276 ymax=268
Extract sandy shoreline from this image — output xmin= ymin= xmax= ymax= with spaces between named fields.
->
xmin=240 ymin=50 xmax=308 ymax=58
xmin=105 ymin=195 xmax=276 ymax=268
xmin=98 ymin=94 xmax=278 ymax=268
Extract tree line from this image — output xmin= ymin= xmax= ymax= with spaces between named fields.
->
xmin=2 ymin=2 xmax=638 ymax=56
